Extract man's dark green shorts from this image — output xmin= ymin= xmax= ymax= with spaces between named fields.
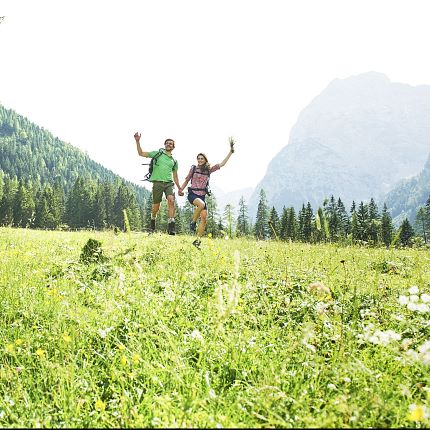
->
xmin=152 ymin=181 xmax=175 ymax=204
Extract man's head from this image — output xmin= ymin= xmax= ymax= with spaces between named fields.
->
xmin=164 ymin=139 xmax=175 ymax=150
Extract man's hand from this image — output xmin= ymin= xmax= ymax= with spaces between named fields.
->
xmin=134 ymin=132 xmax=141 ymax=143
xmin=229 ymin=136 xmax=235 ymax=153
xmin=178 ymin=187 xmax=184 ymax=196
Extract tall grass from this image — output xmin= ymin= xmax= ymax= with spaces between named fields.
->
xmin=0 ymin=227 xmax=429 ymax=428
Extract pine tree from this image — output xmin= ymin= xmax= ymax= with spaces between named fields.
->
xmin=380 ymin=204 xmax=393 ymax=248
xmin=206 ymin=193 xmax=220 ymax=237
xmin=34 ymin=188 xmax=50 ymax=228
xmin=14 ymin=179 xmax=35 ymax=227
xmin=367 ymin=198 xmax=380 ymax=245
xmin=34 ymin=184 xmax=61 ymax=229
xmin=268 ymin=206 xmax=280 ymax=239
xmin=337 ymin=197 xmax=350 ymax=238
xmin=65 ymin=177 xmax=95 ymax=229
xmin=93 ymin=183 xmax=107 ymax=229
xmin=356 ymin=202 xmax=368 ymax=242
xmin=280 ymin=206 xmax=288 ymax=240
xmin=236 ymin=196 xmax=250 ymax=237
xmin=324 ymin=196 xmax=340 ymax=241
xmin=425 ymin=195 xmax=430 ymax=226
xmin=0 ymin=175 xmax=18 ymax=225
xmin=304 ymin=202 xmax=314 ymax=242
xmin=254 ymin=189 xmax=269 ymax=240
xmin=285 ymin=207 xmax=297 ymax=241
xmin=223 ymin=203 xmax=235 ymax=238
xmin=414 ymin=206 xmax=428 ymax=244
xmin=298 ymin=203 xmax=313 ymax=242
xmin=350 ymin=211 xmax=359 ymax=242
xmin=397 ymin=218 xmax=414 ymax=247
xmin=103 ymin=181 xmax=116 ymax=228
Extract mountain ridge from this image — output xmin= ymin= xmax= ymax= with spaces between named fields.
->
xmin=249 ymin=72 xmax=430 ymax=217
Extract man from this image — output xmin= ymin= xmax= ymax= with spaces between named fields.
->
xmin=134 ymin=132 xmax=183 ymax=235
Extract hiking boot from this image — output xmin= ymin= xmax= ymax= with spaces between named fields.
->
xmin=192 ymin=239 xmax=201 ymax=250
xmin=167 ymin=221 xmax=176 ymax=235
xmin=189 ymin=221 xmax=197 ymax=233
xmin=149 ymin=219 xmax=156 ymax=233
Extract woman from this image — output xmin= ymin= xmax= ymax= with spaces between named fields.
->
xmin=179 ymin=137 xmax=235 ymax=249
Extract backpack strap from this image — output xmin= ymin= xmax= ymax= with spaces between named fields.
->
xmin=188 ymin=165 xmax=211 ymax=194
xmin=142 ymin=149 xmax=167 ymax=181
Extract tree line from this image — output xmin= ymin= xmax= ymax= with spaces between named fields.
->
xmin=1 ymin=172 xmax=429 ymax=247
xmin=249 ymin=190 xmax=430 ymax=247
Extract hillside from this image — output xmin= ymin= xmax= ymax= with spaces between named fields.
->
xmin=248 ymin=72 xmax=430 ymax=216
xmin=0 ymin=104 xmax=149 ymax=204
xmin=384 ymin=153 xmax=430 ymax=224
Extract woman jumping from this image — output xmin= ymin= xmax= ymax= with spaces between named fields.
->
xmin=179 ymin=137 xmax=235 ymax=249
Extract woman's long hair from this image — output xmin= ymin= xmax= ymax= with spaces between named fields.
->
xmin=197 ymin=153 xmax=211 ymax=172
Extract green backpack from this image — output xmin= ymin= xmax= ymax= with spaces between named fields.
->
xmin=143 ymin=149 xmax=177 ymax=181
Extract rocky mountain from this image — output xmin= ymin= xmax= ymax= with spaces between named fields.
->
xmin=249 ymin=72 xmax=430 ymax=216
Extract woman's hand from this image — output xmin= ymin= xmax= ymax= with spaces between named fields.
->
xmin=229 ymin=136 xmax=235 ymax=153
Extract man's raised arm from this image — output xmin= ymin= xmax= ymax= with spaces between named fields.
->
xmin=134 ymin=132 xmax=150 ymax=157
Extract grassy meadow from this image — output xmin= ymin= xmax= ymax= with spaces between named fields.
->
xmin=1 ymin=226 xmax=430 ymax=428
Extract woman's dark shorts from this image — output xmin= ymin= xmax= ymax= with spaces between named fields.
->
xmin=188 ymin=190 xmax=207 ymax=210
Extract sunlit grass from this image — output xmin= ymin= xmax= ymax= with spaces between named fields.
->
xmin=0 ymin=227 xmax=429 ymax=428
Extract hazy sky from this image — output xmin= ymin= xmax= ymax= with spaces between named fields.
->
xmin=1 ymin=0 xmax=430 ymax=194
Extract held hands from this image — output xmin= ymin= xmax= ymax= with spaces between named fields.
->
xmin=178 ymin=188 xmax=184 ymax=196
xmin=229 ymin=136 xmax=235 ymax=153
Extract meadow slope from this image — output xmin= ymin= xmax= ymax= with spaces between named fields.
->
xmin=1 ymin=228 xmax=429 ymax=428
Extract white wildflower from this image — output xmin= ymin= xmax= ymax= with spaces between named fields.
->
xmin=409 ymin=285 xmax=420 ymax=295
xmin=407 ymin=302 xmax=419 ymax=312
xmin=190 ymin=330 xmax=204 ymax=343
xmin=406 ymin=341 xmax=430 ymax=365
xmin=401 ymin=338 xmax=413 ymax=349
xmin=327 ymin=383 xmax=337 ymax=390
xmin=361 ymin=326 xmax=401 ymax=346
xmin=368 ymin=335 xmax=380 ymax=344
xmin=398 ymin=295 xmax=409 ymax=305
xmin=421 ymin=294 xmax=430 ymax=303
xmin=208 ymin=389 xmax=217 ymax=399
xmin=416 ymin=303 xmax=430 ymax=313
xmin=303 ymin=342 xmax=316 ymax=353
xmin=98 ymin=326 xmax=114 ymax=338
xmin=204 ymin=371 xmax=211 ymax=387
xmin=118 ymin=269 xmax=126 ymax=295
xmin=418 ymin=341 xmax=430 ymax=354
xmin=316 ymin=302 xmax=330 ymax=314
xmin=409 ymin=295 xmax=420 ymax=303
xmin=406 ymin=349 xmax=420 ymax=360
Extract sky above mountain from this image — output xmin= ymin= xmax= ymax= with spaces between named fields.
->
xmin=1 ymin=0 xmax=430 ymax=195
